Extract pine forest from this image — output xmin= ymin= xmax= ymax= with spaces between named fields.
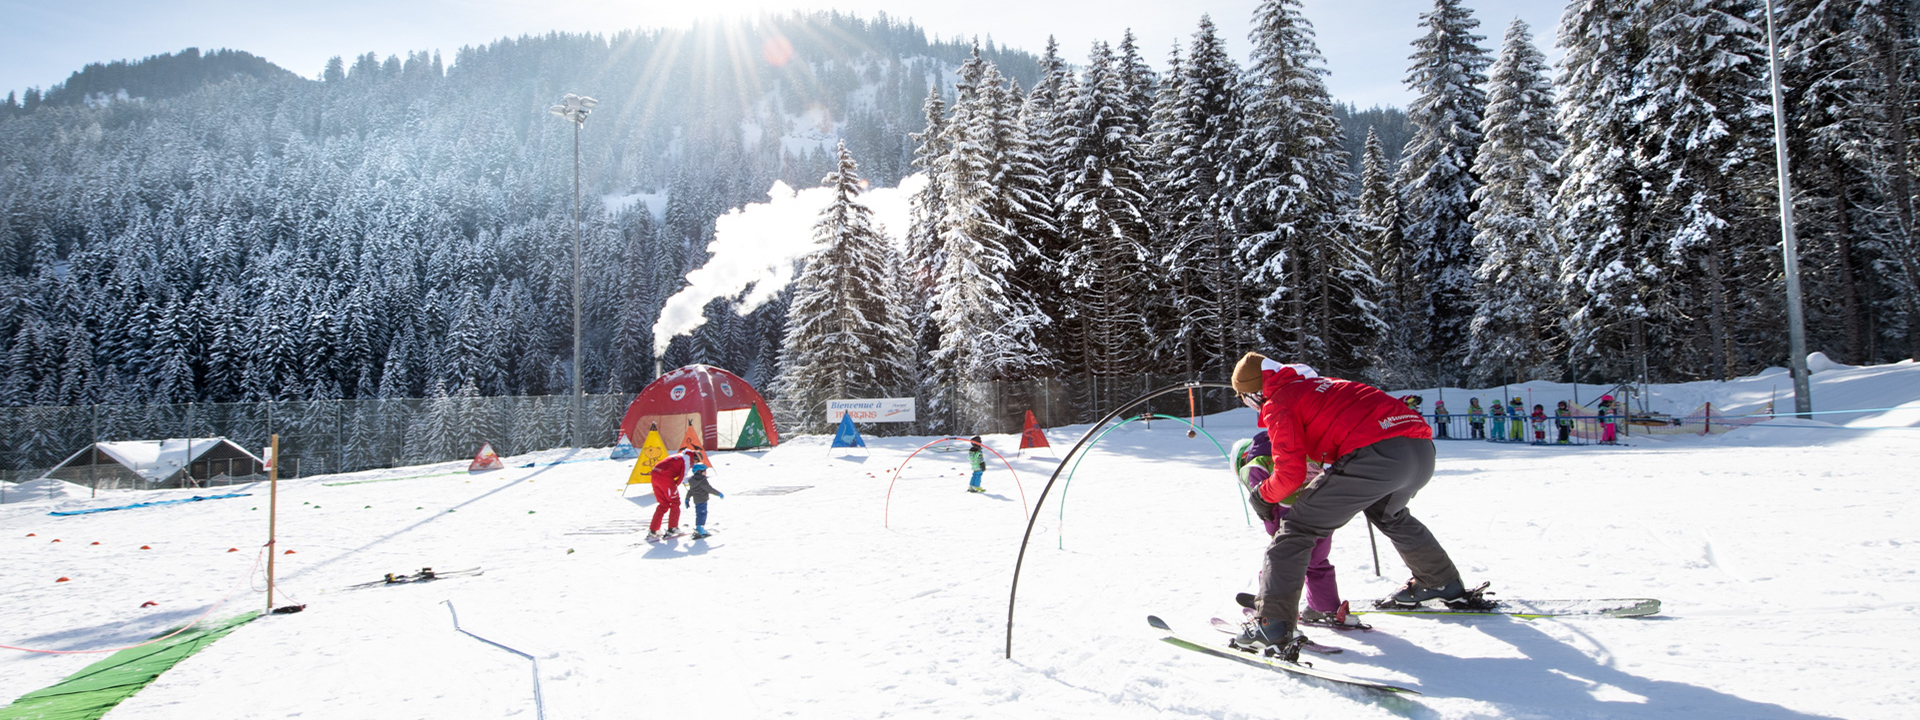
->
xmin=1 ymin=1 xmax=1916 ymax=466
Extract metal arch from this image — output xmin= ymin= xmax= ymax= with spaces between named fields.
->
xmin=1004 ymin=381 xmax=1236 ymax=659
xmin=883 ymin=436 xmax=1030 ymax=527
xmin=1053 ymin=413 xmax=1247 ymax=550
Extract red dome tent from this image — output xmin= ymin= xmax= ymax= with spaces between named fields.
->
xmin=619 ymin=365 xmax=780 ymax=452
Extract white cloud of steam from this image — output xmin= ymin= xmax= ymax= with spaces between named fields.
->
xmin=652 ymin=173 xmax=927 ymax=356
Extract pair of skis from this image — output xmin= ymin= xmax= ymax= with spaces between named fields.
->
xmin=345 ymin=566 xmax=483 ymax=590
xmin=1151 ymin=587 xmax=1661 ymax=694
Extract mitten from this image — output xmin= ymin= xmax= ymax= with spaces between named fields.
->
xmin=1248 ymin=487 xmax=1276 ymax=524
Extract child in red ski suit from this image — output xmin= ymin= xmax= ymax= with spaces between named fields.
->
xmin=647 ymin=449 xmax=697 ymax=540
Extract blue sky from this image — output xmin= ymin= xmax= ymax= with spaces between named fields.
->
xmin=0 ymin=0 xmax=1565 ymax=109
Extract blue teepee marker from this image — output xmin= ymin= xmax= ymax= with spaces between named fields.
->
xmin=830 ymin=411 xmax=866 ymax=453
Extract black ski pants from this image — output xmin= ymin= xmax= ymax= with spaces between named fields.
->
xmin=1255 ymin=436 xmax=1459 ymax=625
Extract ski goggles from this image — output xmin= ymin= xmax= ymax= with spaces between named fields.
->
xmin=1239 ymin=392 xmax=1266 ymax=410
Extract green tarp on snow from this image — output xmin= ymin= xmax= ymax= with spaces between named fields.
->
xmin=1 ymin=611 xmax=259 ymax=720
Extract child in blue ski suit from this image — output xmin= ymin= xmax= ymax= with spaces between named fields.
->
xmin=683 ymin=462 xmax=724 ymax=538
xmin=966 ymin=436 xmax=986 ymax=493
xmin=1489 ymin=399 xmax=1507 ymax=441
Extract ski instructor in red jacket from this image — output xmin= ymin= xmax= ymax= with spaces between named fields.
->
xmin=1228 ymin=352 xmax=1470 ymax=660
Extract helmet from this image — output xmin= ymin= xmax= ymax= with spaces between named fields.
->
xmin=1601 ymin=394 xmax=1615 ymax=402
xmin=1512 ymin=397 xmax=1523 ymax=404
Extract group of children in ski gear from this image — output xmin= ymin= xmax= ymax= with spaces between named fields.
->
xmin=1406 ymin=394 xmax=1623 ymax=445
xmin=1229 ymin=353 xmax=1472 ymax=662
xmin=645 ymin=448 xmax=724 ymax=541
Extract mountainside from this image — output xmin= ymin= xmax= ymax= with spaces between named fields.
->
xmin=0 ymin=13 xmax=1030 ymax=415
xmin=37 ymin=48 xmax=304 ymax=109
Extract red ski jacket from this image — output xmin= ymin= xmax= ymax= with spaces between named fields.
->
xmin=1256 ymin=361 xmax=1432 ymax=504
xmin=650 ymin=451 xmax=693 ymax=498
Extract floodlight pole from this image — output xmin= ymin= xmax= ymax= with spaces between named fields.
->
xmin=1764 ymin=0 xmax=1813 ymax=419
xmin=550 ymin=93 xmax=598 ymax=446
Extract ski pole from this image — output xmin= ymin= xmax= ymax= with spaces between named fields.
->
xmin=1367 ymin=521 xmax=1382 ymax=577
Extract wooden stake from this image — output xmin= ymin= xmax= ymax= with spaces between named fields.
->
xmin=266 ymin=434 xmax=279 ymax=615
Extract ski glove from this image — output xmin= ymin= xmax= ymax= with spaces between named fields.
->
xmin=1248 ymin=487 xmax=1277 ymax=524
xmin=714 ymin=491 xmax=724 ymax=499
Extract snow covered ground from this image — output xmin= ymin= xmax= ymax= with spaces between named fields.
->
xmin=4 ymin=360 xmax=1918 ymax=719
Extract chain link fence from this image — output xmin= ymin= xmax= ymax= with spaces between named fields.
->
xmin=1 ymin=394 xmax=632 ymax=492
xmin=3 ymin=373 xmax=1641 ymax=499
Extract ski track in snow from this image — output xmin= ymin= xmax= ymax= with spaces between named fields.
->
xmin=5 ymin=362 xmax=1920 ymax=719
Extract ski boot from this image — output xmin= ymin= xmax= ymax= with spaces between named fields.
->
xmin=661 ymin=527 xmax=685 ymax=539
xmin=1228 ymin=616 xmax=1308 ymax=663
xmin=691 ymin=526 xmax=712 ymax=539
xmin=1376 ymin=577 xmax=1466 ymax=609
xmin=645 ymin=531 xmax=663 ymax=543
xmin=1300 ymin=601 xmax=1369 ymax=630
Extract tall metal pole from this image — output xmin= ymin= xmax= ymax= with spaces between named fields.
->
xmin=571 ymin=119 xmax=583 ymax=448
xmin=1764 ymin=0 xmax=1813 ymax=419
xmin=551 ymin=93 xmax=595 ymax=448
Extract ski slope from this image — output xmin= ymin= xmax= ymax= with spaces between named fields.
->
xmin=3 ymin=360 xmax=1918 ymax=720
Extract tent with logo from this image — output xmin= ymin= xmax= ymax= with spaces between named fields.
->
xmin=36 ymin=438 xmax=265 ymax=491
xmin=618 ymin=365 xmax=780 ymax=452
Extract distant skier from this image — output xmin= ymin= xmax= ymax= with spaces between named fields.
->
xmin=1233 ymin=430 xmax=1363 ymax=629
xmin=646 ymin=449 xmax=696 ymax=541
xmin=1433 ymin=400 xmax=1451 ymax=439
xmin=1555 ymin=401 xmax=1574 ymax=444
xmin=1467 ymin=398 xmax=1486 ymax=439
xmin=966 ymin=436 xmax=986 ymax=493
xmin=1530 ymin=404 xmax=1549 ymax=444
xmin=1508 ymin=398 xmax=1526 ymax=441
xmin=1228 ymin=352 xmax=1470 ymax=661
xmin=1596 ymin=394 xmax=1619 ymax=443
xmin=1488 ymin=398 xmax=1508 ymax=441
xmin=683 ymin=462 xmax=725 ymax=539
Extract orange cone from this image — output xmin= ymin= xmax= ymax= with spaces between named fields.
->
xmin=227 ymin=548 xmax=239 ymax=553
xmin=56 ymin=577 xmax=70 ymax=582
xmin=140 ymin=545 xmax=151 ymax=549
xmin=283 ymin=549 xmax=296 ymax=555
xmin=140 ymin=601 xmax=158 ymax=608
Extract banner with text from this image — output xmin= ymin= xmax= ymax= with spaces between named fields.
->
xmin=826 ymin=398 xmax=917 ymax=424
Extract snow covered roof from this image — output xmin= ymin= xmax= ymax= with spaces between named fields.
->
xmin=43 ymin=438 xmax=263 ymax=484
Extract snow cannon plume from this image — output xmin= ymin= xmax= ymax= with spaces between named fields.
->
xmin=651 ymin=173 xmax=926 ymax=357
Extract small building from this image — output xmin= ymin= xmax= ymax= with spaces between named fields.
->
xmin=38 ymin=438 xmax=266 ymax=491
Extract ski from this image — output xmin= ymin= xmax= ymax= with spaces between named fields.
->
xmin=345 ymin=566 xmax=483 ymax=590
xmin=1208 ymin=617 xmax=1344 ymax=654
xmin=1147 ymin=616 xmax=1419 ymax=695
xmin=1360 ymin=597 xmax=1661 ymax=619
xmin=1364 ymin=583 xmax=1659 ymax=618
xmin=1241 ymin=588 xmax=1660 ymax=620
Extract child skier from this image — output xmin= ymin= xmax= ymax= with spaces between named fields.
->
xmin=1530 ymin=404 xmax=1549 ymax=444
xmin=1508 ymin=398 xmax=1526 ymax=441
xmin=1597 ymin=394 xmax=1619 ymax=443
xmin=647 ymin=448 xmax=697 ymax=542
xmin=1233 ymin=430 xmax=1364 ymax=629
xmin=1555 ymin=401 xmax=1574 ymax=444
xmin=1467 ymin=398 xmax=1486 ymax=439
xmin=1433 ymin=400 xmax=1451 ymax=439
xmin=683 ymin=462 xmax=725 ymax=539
xmin=966 ymin=436 xmax=986 ymax=493
xmin=1488 ymin=398 xmax=1507 ymax=441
